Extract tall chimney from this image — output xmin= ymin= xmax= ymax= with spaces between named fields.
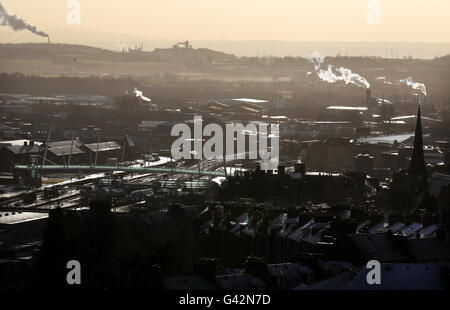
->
xmin=366 ymin=88 xmax=371 ymax=105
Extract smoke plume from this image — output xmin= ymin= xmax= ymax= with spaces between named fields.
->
xmin=134 ymin=88 xmax=152 ymax=102
xmin=116 ymin=41 xmax=129 ymax=53
xmin=0 ymin=1 xmax=48 ymax=38
xmin=399 ymin=77 xmax=427 ymax=96
xmin=308 ymin=52 xmax=370 ymax=89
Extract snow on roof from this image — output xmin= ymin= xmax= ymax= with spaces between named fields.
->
xmin=384 ymin=222 xmax=405 ymax=234
xmin=401 ymin=223 xmax=423 ymax=237
xmin=0 ymin=212 xmax=48 ymax=225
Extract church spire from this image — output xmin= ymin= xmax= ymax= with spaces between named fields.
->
xmin=409 ymin=107 xmax=426 ymax=175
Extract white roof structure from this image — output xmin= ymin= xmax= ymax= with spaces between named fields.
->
xmin=0 ymin=139 xmax=43 ymax=147
xmin=391 ymin=115 xmax=441 ymax=122
xmin=0 ymin=212 xmax=48 ymax=225
xmin=232 ymin=98 xmax=268 ymax=104
xmin=327 ymin=106 xmax=368 ymax=111
xmin=354 ymin=133 xmax=420 ymax=145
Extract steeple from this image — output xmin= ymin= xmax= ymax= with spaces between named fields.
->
xmin=409 ymin=107 xmax=426 ymax=175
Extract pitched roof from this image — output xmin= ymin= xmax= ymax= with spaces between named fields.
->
xmin=125 ymin=135 xmax=135 ymax=147
xmin=0 ymin=140 xmax=43 ymax=147
xmin=208 ymin=98 xmax=269 ymax=113
xmin=5 ymin=145 xmax=41 ymax=155
xmin=405 ymin=238 xmax=450 ymax=262
xmin=216 ymin=274 xmax=265 ymax=290
xmin=164 ymin=275 xmax=215 ymax=290
xmin=48 ymin=140 xmax=83 ymax=148
xmin=48 ymin=145 xmax=85 ymax=157
xmin=84 ymin=141 xmax=121 ymax=152
xmin=139 ymin=121 xmax=168 ymax=129
xmin=349 ymin=234 xmax=410 ymax=263
xmin=348 ymin=264 xmax=449 ymax=290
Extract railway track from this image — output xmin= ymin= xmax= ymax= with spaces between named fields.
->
xmin=1 ymin=158 xmax=231 ymax=214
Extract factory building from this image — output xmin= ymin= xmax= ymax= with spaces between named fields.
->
xmin=81 ymin=141 xmax=123 ymax=165
xmin=0 ymin=140 xmax=41 ymax=172
xmin=207 ymin=98 xmax=270 ymax=115
xmin=46 ymin=145 xmax=86 ymax=165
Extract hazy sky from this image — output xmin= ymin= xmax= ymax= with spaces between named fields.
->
xmin=1 ymin=0 xmax=449 ymax=42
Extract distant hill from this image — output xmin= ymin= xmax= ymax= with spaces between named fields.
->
xmin=2 ymin=42 xmax=449 ymax=64
xmin=0 ymin=43 xmax=112 ymax=60
xmin=0 ymin=43 xmax=448 ymax=100
xmin=0 ymin=43 xmax=238 ymax=64
xmin=432 ymin=54 xmax=450 ymax=65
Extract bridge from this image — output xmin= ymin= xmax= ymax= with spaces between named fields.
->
xmin=13 ymin=164 xmax=228 ymax=177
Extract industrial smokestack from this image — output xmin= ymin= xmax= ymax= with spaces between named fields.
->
xmin=366 ymin=88 xmax=371 ymax=105
xmin=0 ymin=1 xmax=48 ymax=38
